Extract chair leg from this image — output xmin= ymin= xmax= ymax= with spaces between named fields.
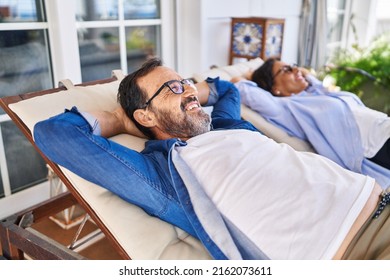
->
xmin=0 ymin=192 xmax=86 ymax=259
xmin=0 ymin=215 xmax=24 ymax=259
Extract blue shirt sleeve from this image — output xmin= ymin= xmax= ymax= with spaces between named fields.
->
xmin=204 ymin=77 xmax=241 ymax=121
xmin=235 ymin=80 xmax=283 ymax=118
xmin=305 ymin=74 xmax=329 ymax=95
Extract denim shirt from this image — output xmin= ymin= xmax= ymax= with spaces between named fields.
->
xmin=34 ymin=77 xmax=263 ymax=259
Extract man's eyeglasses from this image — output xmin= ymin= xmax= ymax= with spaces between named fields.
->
xmin=273 ymin=64 xmax=298 ymax=79
xmin=144 ymin=79 xmax=194 ymax=107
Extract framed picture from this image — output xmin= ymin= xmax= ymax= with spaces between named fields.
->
xmin=229 ymin=17 xmax=284 ymax=64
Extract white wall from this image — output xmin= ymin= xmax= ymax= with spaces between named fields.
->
xmin=175 ymin=0 xmax=302 ymax=78
xmin=45 ymin=0 xmax=82 ymax=85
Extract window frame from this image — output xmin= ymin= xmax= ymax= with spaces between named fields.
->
xmin=326 ymin=0 xmax=352 ymax=60
xmin=0 ymin=1 xmax=51 ymax=198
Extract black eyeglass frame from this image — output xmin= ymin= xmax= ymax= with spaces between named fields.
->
xmin=144 ymin=79 xmax=194 ymax=107
xmin=272 ymin=63 xmax=298 ymax=79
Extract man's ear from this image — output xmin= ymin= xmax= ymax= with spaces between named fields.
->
xmin=133 ymin=109 xmax=156 ymax=128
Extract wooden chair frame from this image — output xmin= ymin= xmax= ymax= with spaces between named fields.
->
xmin=0 ymin=192 xmax=85 ymax=260
xmin=0 ymin=77 xmax=130 ymax=259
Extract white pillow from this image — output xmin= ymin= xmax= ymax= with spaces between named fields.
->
xmin=192 ymin=58 xmax=263 ymax=82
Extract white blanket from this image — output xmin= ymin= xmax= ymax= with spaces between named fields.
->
xmin=173 ymin=129 xmax=375 ymax=259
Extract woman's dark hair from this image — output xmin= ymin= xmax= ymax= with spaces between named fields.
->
xmin=251 ymin=57 xmax=280 ymax=92
xmin=117 ymin=57 xmax=162 ymax=139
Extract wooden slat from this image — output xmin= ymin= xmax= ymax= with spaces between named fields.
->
xmin=6 ymin=225 xmax=85 ymax=260
xmin=0 ymin=216 xmax=23 ymax=259
xmin=0 ymin=192 xmax=80 ymax=259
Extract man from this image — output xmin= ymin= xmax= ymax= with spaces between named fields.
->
xmin=34 ymin=57 xmax=389 ymax=260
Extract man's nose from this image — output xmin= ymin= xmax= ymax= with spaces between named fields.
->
xmin=182 ymin=83 xmax=197 ymax=97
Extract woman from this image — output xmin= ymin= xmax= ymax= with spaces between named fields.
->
xmin=233 ymin=58 xmax=390 ymax=188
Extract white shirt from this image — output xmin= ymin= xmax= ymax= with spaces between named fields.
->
xmin=340 ymin=95 xmax=390 ymax=157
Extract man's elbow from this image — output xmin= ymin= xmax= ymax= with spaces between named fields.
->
xmin=33 ymin=111 xmax=89 ymax=166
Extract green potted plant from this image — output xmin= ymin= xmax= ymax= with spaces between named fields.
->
xmin=324 ymin=33 xmax=390 ymax=114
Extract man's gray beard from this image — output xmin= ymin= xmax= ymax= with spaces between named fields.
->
xmin=155 ymin=107 xmax=211 ymax=139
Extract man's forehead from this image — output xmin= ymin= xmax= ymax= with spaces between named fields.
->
xmin=140 ymin=66 xmax=181 ymax=86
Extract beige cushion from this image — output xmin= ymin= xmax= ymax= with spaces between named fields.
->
xmin=192 ymin=58 xmax=264 ymax=82
xmin=9 ymin=71 xmax=211 ymax=260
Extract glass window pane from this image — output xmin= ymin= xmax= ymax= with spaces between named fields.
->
xmin=0 ymin=29 xmax=52 ymax=194
xmin=2 ymin=121 xmax=47 ymax=194
xmin=0 ymin=0 xmax=46 ymax=22
xmin=126 ymin=26 xmax=161 ymax=73
xmin=124 ymin=0 xmax=160 ymax=20
xmin=327 ymin=14 xmax=344 ymax=43
xmin=327 ymin=0 xmax=346 ymax=11
xmin=79 ymin=27 xmax=120 ymax=82
xmin=327 ymin=0 xmax=347 ymax=43
xmin=76 ymin=0 xmax=118 ymax=21
xmin=0 ymin=30 xmax=53 ymax=101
